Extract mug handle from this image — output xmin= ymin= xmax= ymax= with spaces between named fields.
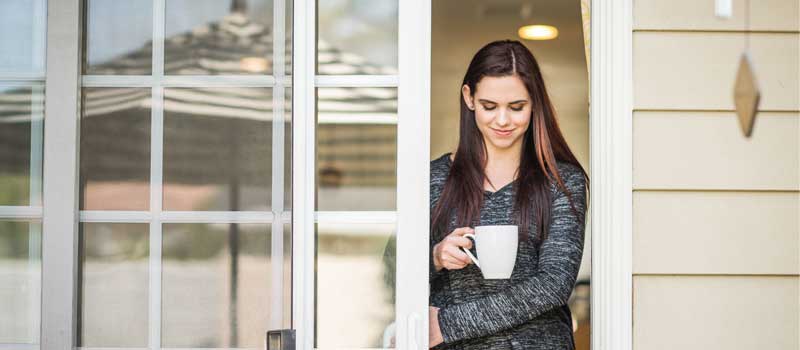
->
xmin=460 ymin=233 xmax=480 ymax=268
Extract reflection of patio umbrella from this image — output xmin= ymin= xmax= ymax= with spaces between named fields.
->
xmin=2 ymin=11 xmax=398 ymax=186
xmin=79 ymin=11 xmax=396 ymax=185
xmin=0 ymin=6 xmax=398 ymax=347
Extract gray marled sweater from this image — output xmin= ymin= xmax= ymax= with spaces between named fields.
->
xmin=429 ymin=152 xmax=587 ymax=350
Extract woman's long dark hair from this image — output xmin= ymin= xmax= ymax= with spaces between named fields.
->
xmin=431 ymin=39 xmax=590 ymax=244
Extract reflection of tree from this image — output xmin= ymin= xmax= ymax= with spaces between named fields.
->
xmin=379 ymin=233 xmax=396 ymax=347
xmin=0 ymin=221 xmax=34 ymax=259
xmin=381 ymin=233 xmax=397 ymax=304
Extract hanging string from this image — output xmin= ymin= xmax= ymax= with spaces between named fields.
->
xmin=744 ymin=0 xmax=751 ymax=53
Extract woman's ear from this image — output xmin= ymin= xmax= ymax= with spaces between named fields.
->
xmin=461 ymin=84 xmax=474 ymax=110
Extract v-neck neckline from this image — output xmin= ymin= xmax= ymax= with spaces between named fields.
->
xmin=444 ymin=152 xmax=518 ymax=195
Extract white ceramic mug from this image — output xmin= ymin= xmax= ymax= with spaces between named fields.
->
xmin=460 ymin=225 xmax=519 ymax=279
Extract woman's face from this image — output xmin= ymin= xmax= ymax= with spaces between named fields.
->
xmin=462 ymin=75 xmax=532 ymax=153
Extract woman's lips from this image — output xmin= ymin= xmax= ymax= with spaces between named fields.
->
xmin=492 ymin=128 xmax=514 ymax=136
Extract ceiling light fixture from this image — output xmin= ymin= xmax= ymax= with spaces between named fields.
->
xmin=518 ymin=25 xmax=558 ymax=40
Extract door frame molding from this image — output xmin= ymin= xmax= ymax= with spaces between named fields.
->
xmin=589 ymin=1 xmax=634 ymax=350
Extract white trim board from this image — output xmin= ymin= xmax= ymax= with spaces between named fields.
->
xmin=41 ymin=1 xmax=81 ymax=349
xmin=291 ymin=0 xmax=316 ymax=348
xmin=589 ymin=1 xmax=634 ymax=350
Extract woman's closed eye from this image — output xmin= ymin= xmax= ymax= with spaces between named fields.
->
xmin=482 ymin=104 xmax=524 ymax=111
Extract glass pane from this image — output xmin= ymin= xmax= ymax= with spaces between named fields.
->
xmin=317 ymin=0 xmax=397 ymax=75
xmin=0 ymin=220 xmax=41 ymax=344
xmin=162 ymin=223 xmax=276 ymax=348
xmin=164 ymin=0 xmax=274 ymax=75
xmin=78 ymin=223 xmax=149 ymax=347
xmin=316 ymin=222 xmax=396 ymax=348
xmin=0 ymin=0 xmax=46 ymax=74
xmin=83 ymin=0 xmax=153 ymax=75
xmin=0 ymin=84 xmax=44 ymax=206
xmin=163 ymin=87 xmax=275 ymax=211
xmin=80 ymin=88 xmax=151 ymax=210
xmin=316 ymin=87 xmax=397 ymax=211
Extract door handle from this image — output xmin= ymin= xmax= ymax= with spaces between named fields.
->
xmin=266 ymin=329 xmax=295 ymax=350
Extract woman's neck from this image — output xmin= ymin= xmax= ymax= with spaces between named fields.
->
xmin=484 ymin=142 xmax=522 ymax=174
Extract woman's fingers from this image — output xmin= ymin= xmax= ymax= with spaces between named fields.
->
xmin=435 ymin=226 xmax=476 ymax=270
xmin=446 ymin=235 xmax=473 ymax=249
xmin=442 ymin=258 xmax=467 ymax=270
xmin=443 ymin=245 xmax=472 ymax=266
xmin=449 ymin=226 xmax=474 ymax=237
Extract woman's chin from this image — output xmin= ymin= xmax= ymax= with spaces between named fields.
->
xmin=488 ymin=138 xmax=519 ymax=150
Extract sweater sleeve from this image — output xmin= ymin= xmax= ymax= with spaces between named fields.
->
xmin=436 ymin=163 xmax=587 ymax=344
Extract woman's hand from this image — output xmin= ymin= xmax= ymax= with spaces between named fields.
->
xmin=429 ymin=306 xmax=443 ymax=347
xmin=432 ymin=227 xmax=474 ymax=271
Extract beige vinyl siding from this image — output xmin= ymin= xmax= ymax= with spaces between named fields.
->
xmin=633 ymin=111 xmax=799 ymax=190
xmin=634 ymin=0 xmax=799 ymax=31
xmin=632 ymin=0 xmax=800 ymax=349
xmin=634 ymin=275 xmax=799 ymax=350
xmin=633 ymin=33 xmax=799 ymax=111
xmin=633 ymin=191 xmax=799 ymax=275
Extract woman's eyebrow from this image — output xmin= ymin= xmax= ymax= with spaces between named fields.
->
xmin=478 ymin=99 xmax=528 ymax=104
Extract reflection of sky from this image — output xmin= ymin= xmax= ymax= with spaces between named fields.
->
xmin=0 ymin=0 xmax=46 ymax=73
xmin=1 ymin=0 xmax=398 ymax=73
xmin=319 ymin=0 xmax=397 ymax=68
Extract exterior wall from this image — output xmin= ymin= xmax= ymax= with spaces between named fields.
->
xmin=632 ymin=0 xmax=799 ymax=349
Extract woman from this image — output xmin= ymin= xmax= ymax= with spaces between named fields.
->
xmin=428 ymin=39 xmax=589 ymax=349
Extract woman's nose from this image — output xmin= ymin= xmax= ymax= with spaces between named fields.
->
xmin=496 ymin=108 xmax=511 ymax=126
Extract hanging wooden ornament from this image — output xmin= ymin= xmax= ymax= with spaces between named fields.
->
xmin=732 ymin=0 xmax=760 ymax=138
xmin=733 ymin=52 xmax=760 ymax=137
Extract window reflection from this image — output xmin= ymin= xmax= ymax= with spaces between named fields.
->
xmin=317 ymin=0 xmax=398 ymax=74
xmin=0 ymin=220 xmax=41 ymax=344
xmin=161 ymin=223 xmax=273 ymax=348
xmin=83 ymin=0 xmax=295 ymax=77
xmin=164 ymin=0 xmax=277 ymax=75
xmin=78 ymin=223 xmax=149 ymax=347
xmin=0 ymin=85 xmax=44 ymax=207
xmin=0 ymin=0 xmax=46 ymax=73
xmin=84 ymin=0 xmax=153 ymax=75
xmin=79 ymin=88 xmax=151 ymax=210
xmin=316 ymin=222 xmax=396 ymax=348
xmin=316 ymin=87 xmax=397 ymax=211
xmin=162 ymin=87 xmax=290 ymax=211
